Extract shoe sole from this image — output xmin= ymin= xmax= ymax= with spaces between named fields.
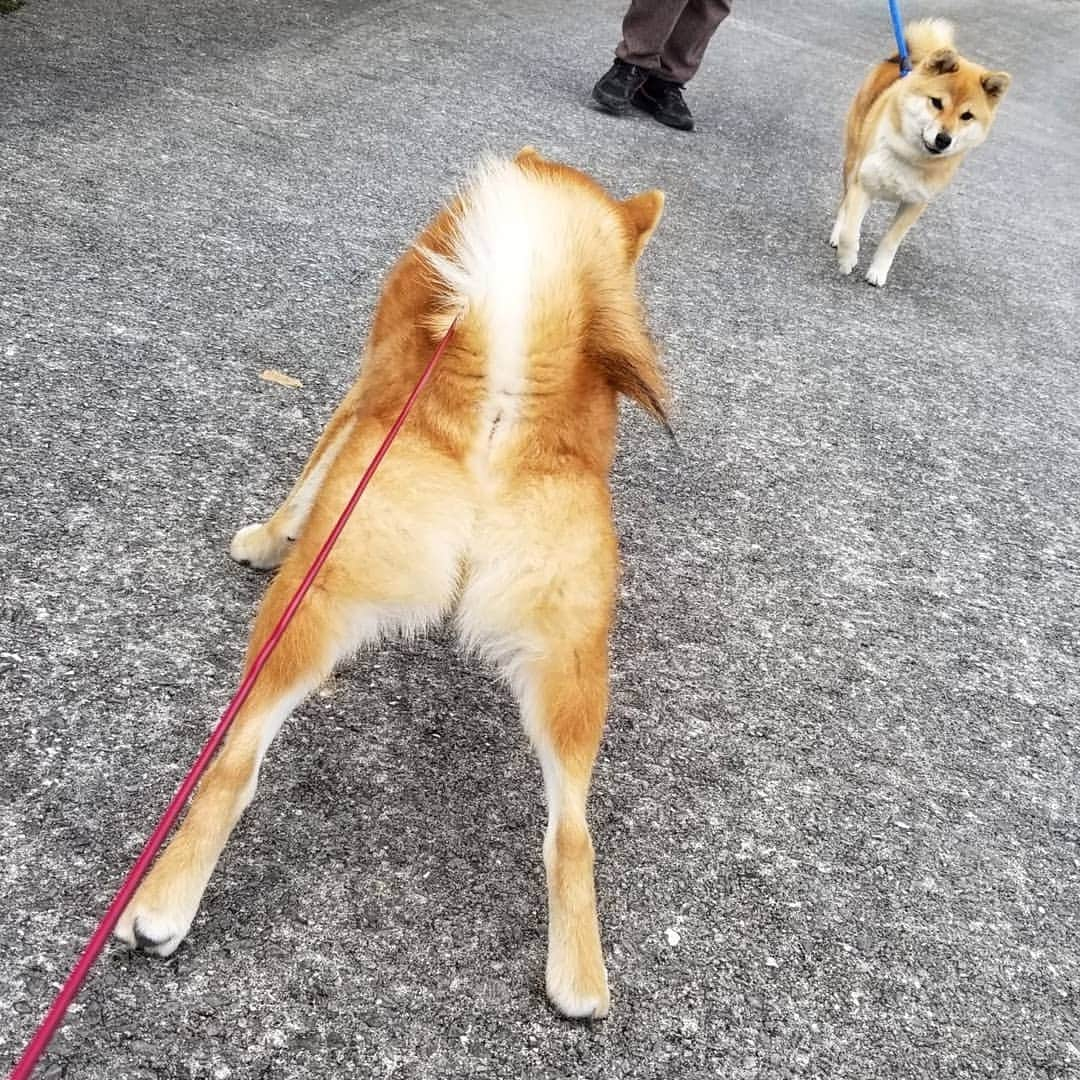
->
xmin=591 ymin=87 xmax=635 ymax=115
xmin=630 ymin=92 xmax=694 ymax=131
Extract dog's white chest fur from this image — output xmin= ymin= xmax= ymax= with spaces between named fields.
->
xmin=859 ymin=144 xmax=937 ymax=206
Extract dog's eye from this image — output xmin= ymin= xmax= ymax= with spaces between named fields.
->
xmin=960 ymin=110 xmax=974 ymax=121
xmin=929 ymin=97 xmax=944 ymax=110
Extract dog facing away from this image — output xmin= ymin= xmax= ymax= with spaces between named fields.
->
xmin=114 ymin=148 xmax=668 ymax=1019
xmin=831 ymin=18 xmax=1010 ymax=286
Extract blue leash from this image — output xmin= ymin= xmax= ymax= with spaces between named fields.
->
xmin=887 ymin=0 xmax=911 ymax=76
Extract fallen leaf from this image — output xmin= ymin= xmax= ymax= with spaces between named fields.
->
xmin=260 ymin=368 xmax=302 ymax=389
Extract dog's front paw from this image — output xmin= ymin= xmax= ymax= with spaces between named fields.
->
xmin=837 ymin=250 xmax=858 ymax=276
xmin=115 ymin=862 xmax=204 ymax=957
xmin=230 ymin=522 xmax=289 ymax=570
xmin=865 ymin=262 xmax=890 ymax=287
xmin=546 ymin=940 xmax=610 ymax=1020
xmin=115 ymin=905 xmax=189 ymax=958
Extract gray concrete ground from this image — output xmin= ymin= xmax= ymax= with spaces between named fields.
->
xmin=1 ymin=0 xmax=1078 ymax=1077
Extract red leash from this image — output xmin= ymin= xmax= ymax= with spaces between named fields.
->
xmin=8 ymin=317 xmax=458 ymax=1080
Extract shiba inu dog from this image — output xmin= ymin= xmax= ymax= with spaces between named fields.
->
xmin=831 ymin=19 xmax=1010 ymax=286
xmin=114 ymin=148 xmax=668 ymax=1020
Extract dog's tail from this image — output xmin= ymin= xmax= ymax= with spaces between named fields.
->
xmin=416 ymin=155 xmax=669 ymax=427
xmin=903 ymin=18 xmax=955 ymax=63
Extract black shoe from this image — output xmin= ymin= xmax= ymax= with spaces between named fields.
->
xmin=632 ymin=76 xmax=694 ymax=131
xmin=591 ymin=59 xmax=648 ymax=115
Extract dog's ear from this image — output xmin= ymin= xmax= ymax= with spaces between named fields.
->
xmin=922 ymin=47 xmax=959 ymax=75
xmin=514 ymin=145 xmax=542 ymax=163
xmin=981 ymin=70 xmax=1011 ymax=102
xmin=622 ymin=189 xmax=665 ymax=260
xmin=591 ymin=315 xmax=669 ymax=429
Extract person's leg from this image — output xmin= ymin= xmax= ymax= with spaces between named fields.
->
xmin=616 ymin=0 xmax=692 ymax=72
xmin=593 ymin=0 xmax=690 ymax=114
xmin=658 ymin=0 xmax=731 ymax=83
xmin=630 ymin=0 xmax=731 ymax=130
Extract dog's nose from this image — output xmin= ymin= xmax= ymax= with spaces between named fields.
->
xmin=934 ymin=131 xmax=952 ymax=150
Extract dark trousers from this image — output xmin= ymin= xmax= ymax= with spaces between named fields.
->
xmin=615 ymin=0 xmax=732 ymax=84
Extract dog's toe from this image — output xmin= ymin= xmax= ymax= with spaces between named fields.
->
xmin=123 ymin=912 xmax=185 ymax=958
xmin=132 ymin=919 xmax=179 ymax=955
xmin=546 ymin=952 xmax=610 ymax=1021
xmin=229 ymin=523 xmax=286 ymax=570
xmin=115 ymin=883 xmax=196 ymax=959
xmin=547 ymin=980 xmax=610 ymax=1021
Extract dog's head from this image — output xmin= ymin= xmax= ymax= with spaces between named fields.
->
xmin=898 ymin=49 xmax=1011 ymax=159
xmin=514 ymin=145 xmax=665 ymax=264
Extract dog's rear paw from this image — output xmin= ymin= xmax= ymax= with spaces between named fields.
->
xmin=547 ymin=972 xmax=610 ymax=1020
xmin=115 ymin=903 xmax=190 ymax=958
xmin=115 ymin=860 xmax=205 ymax=958
xmin=230 ymin=523 xmax=288 ymax=569
xmin=546 ymin=949 xmax=610 ymax=1020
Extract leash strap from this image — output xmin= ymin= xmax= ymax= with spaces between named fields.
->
xmin=888 ymin=0 xmax=911 ymax=76
xmin=8 ymin=317 xmax=458 ymax=1080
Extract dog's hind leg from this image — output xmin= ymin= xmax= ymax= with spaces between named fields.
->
xmin=119 ymin=430 xmax=472 ymax=957
xmin=230 ymin=396 xmax=358 ymax=570
xmin=114 ymin=569 xmax=346 ymax=956
xmin=835 ymin=184 xmax=871 ymax=275
xmin=524 ymin=638 xmax=611 ymax=1020
xmin=865 ymin=201 xmax=927 ymax=287
xmin=457 ymin=477 xmax=617 ymax=1019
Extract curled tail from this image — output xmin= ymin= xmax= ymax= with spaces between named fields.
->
xmin=416 ymin=154 xmax=669 ymax=428
xmin=904 ymin=18 xmax=955 ymax=63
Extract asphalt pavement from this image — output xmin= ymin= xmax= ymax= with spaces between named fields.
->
xmin=1 ymin=1 xmax=1078 ymax=1077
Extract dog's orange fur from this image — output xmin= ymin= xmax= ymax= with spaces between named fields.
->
xmin=832 ymin=19 xmax=1010 ymax=286
xmin=115 ymin=148 xmax=667 ymax=1019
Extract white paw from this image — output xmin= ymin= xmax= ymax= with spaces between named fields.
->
xmin=546 ymin=952 xmax=610 ymax=1020
xmin=828 ymin=223 xmax=841 ymax=248
xmin=115 ymin=858 xmax=207 ymax=957
xmin=865 ymin=263 xmax=890 ymax=287
xmin=837 ymin=251 xmax=858 ymax=276
xmin=115 ymin=896 xmax=194 ymax=958
xmin=230 ymin=522 xmax=288 ymax=569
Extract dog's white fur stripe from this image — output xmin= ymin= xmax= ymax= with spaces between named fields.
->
xmin=417 ymin=158 xmax=597 ymax=465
